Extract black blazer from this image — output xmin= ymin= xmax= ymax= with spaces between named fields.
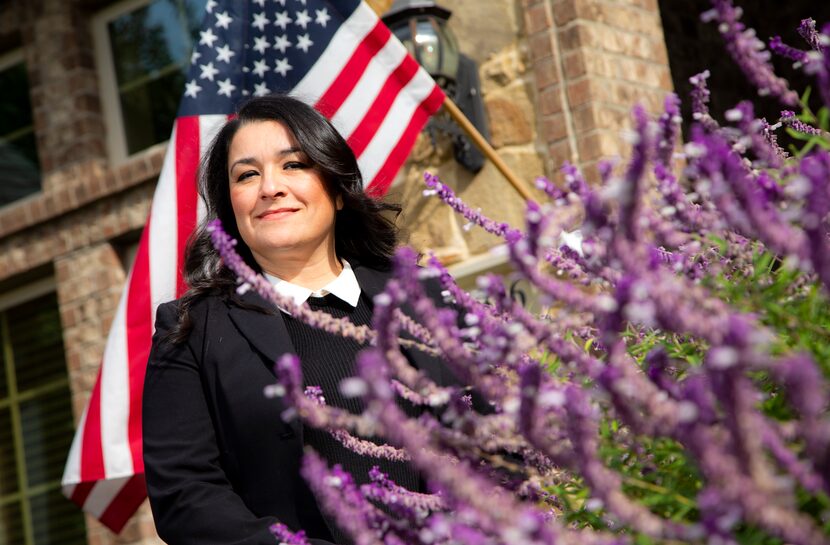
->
xmin=143 ymin=264 xmax=457 ymax=545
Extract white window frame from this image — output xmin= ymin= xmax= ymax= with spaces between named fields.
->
xmin=0 ymin=277 xmax=56 ymax=314
xmin=92 ymin=0 xmax=173 ymax=165
xmin=0 ymin=49 xmax=24 ymax=75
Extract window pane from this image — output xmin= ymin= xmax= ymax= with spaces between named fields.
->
xmin=0 ymin=500 xmax=25 ymax=545
xmin=0 ymin=61 xmax=40 ymax=206
xmin=108 ymin=0 xmax=206 ymax=155
xmin=0 ymin=330 xmax=7 ymax=398
xmin=20 ymin=386 xmax=76 ymax=488
xmin=0 ymin=407 xmax=18 ymax=496
xmin=7 ymin=293 xmax=66 ymax=392
xmin=120 ymin=68 xmax=186 ymax=154
xmin=29 ymin=488 xmax=87 ymax=545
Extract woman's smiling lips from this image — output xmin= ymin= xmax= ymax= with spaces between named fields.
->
xmin=257 ymin=207 xmax=299 ymax=220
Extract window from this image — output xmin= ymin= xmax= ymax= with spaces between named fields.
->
xmin=93 ymin=0 xmax=207 ymax=162
xmin=0 ymin=50 xmax=41 ymax=208
xmin=0 ymin=286 xmax=87 ymax=545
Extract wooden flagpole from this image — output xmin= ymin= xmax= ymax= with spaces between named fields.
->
xmin=441 ymin=96 xmax=534 ymax=202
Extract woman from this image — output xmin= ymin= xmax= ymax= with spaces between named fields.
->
xmin=143 ymin=95 xmax=457 ymax=544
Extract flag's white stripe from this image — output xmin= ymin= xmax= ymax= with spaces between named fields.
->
xmin=329 ymin=36 xmax=409 ymax=139
xmin=149 ymin=122 xmax=181 ymax=309
xmin=196 ymin=116 xmax=226 ymax=226
xmin=291 ymin=2 xmax=379 ymax=105
xmin=99 ymin=283 xmax=132 ymax=478
xmin=61 ymin=404 xmax=88 ymax=485
xmin=358 ymin=68 xmax=438 ymax=184
xmin=83 ymin=476 xmax=131 ymax=519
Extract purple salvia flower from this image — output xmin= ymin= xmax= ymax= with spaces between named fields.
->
xmin=300 ymin=452 xmax=387 ymax=545
xmin=797 ymin=18 xmax=822 ymax=52
xmin=703 ymin=0 xmax=799 ymax=106
xmin=356 ymin=348 xmax=603 ymax=545
xmin=426 ymin=253 xmax=511 ymax=320
xmin=770 ymin=353 xmax=830 ymax=491
xmin=423 ymin=172 xmax=523 ymax=241
xmin=768 ymin=35 xmax=810 ymax=64
xmin=273 ymin=354 xmax=380 ymax=437
xmin=689 ymin=70 xmax=720 ymax=131
xmin=270 ymin=523 xmax=311 ymax=545
xmin=804 ymin=23 xmax=830 ymax=108
xmin=616 ymin=105 xmax=652 ymax=242
xmin=656 ymin=93 xmax=682 ymax=167
xmin=800 ymin=151 xmax=830 ymax=291
xmin=303 ymin=386 xmax=413 ymax=462
xmin=726 ymin=101 xmax=786 ymax=168
xmin=780 ymin=110 xmax=824 ymax=136
xmin=693 ymin=128 xmax=807 ymax=258
xmin=769 ymin=34 xmax=810 ymax=63
xmin=534 ymin=175 xmax=567 ymax=201
xmin=363 ymin=466 xmax=447 ymax=512
xmin=759 ymin=418 xmax=826 ymax=494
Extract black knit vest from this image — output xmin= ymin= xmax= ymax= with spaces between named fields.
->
xmin=282 ymin=293 xmax=421 ymax=544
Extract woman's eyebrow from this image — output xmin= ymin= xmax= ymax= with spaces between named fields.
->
xmin=229 ymin=147 xmax=303 ymax=172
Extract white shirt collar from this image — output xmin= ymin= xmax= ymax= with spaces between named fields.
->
xmin=265 ymin=259 xmax=361 ymax=312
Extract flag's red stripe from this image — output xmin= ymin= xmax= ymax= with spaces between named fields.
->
xmin=125 ymin=223 xmax=153 ymax=474
xmin=367 ymin=85 xmax=446 ymax=197
xmin=347 ymin=56 xmax=420 ymax=157
xmin=79 ymin=368 xmax=105 ymax=481
xmin=175 ymin=116 xmax=201 ymax=297
xmin=98 ymin=475 xmax=147 ymax=533
xmin=68 ymin=481 xmax=96 ymax=508
xmin=315 ymin=20 xmax=391 ymax=118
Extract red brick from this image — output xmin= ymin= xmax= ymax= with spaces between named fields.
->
xmin=524 ymin=2 xmax=553 ymax=34
xmin=539 ymin=86 xmax=564 ymax=115
xmin=535 ymin=57 xmax=559 ymax=88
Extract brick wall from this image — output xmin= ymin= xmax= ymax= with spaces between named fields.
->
xmin=523 ymin=0 xmax=673 ymax=181
xmin=0 ymin=0 xmax=678 ymax=542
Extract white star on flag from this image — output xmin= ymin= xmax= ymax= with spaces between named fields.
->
xmin=217 ymin=78 xmax=237 ymax=97
xmin=184 ymin=79 xmax=202 ymax=98
xmin=252 ymin=12 xmax=269 ymax=31
xmin=253 ymin=0 xmax=265 ymax=5
xmin=215 ymin=10 xmax=232 ymax=29
xmin=205 ymin=0 xmax=217 ymax=12
xmin=252 ymin=58 xmax=269 ymax=77
xmin=254 ymin=82 xmax=270 ymax=96
xmin=315 ymin=8 xmax=330 ymax=27
xmin=273 ymin=34 xmax=291 ymax=53
xmin=199 ymin=61 xmax=219 ymax=80
xmin=253 ymin=35 xmax=269 ymax=54
xmin=274 ymin=57 xmax=292 ymax=76
xmin=199 ymin=28 xmax=218 ymax=47
xmin=296 ymin=33 xmax=313 ymax=53
xmin=295 ymin=9 xmax=312 ymax=29
xmin=215 ymin=44 xmax=235 ymax=63
xmin=190 ymin=50 xmax=201 ymax=64
xmin=274 ymin=11 xmax=292 ymax=30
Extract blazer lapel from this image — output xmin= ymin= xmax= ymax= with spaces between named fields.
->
xmin=226 ymin=289 xmax=303 ymax=437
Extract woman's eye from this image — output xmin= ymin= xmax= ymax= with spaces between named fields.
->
xmin=284 ymin=161 xmax=308 ymax=170
xmin=236 ymin=170 xmax=258 ymax=182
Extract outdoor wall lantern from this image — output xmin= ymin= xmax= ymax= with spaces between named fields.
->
xmin=382 ymin=0 xmax=489 ymax=173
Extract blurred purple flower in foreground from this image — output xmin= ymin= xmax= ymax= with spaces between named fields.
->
xmin=207 ymin=5 xmax=830 ymax=545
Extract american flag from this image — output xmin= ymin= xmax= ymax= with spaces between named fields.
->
xmin=61 ymin=0 xmax=445 ymax=532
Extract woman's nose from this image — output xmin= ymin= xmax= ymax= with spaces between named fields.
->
xmin=259 ymin=172 xmax=287 ymax=199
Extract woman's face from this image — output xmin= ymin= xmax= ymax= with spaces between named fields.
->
xmin=227 ymin=120 xmax=342 ymax=271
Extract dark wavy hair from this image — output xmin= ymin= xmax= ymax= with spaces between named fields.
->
xmin=171 ymin=94 xmax=400 ymax=341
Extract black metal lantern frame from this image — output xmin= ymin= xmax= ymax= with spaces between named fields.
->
xmin=382 ymin=0 xmax=489 ymax=173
